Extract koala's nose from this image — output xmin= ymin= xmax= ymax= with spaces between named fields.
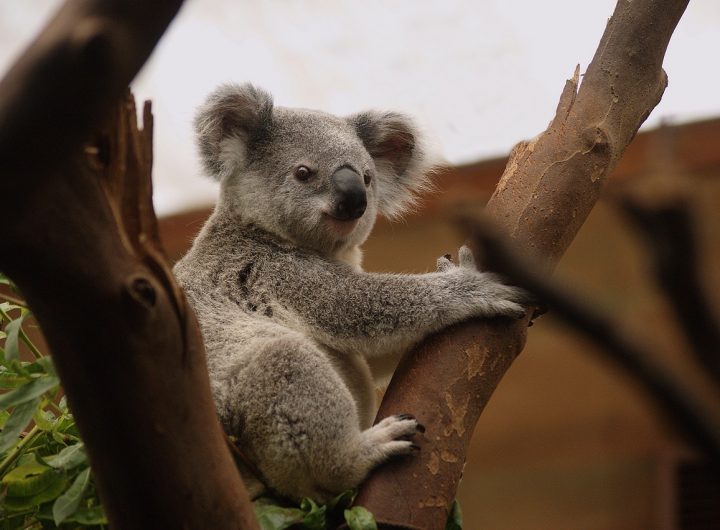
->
xmin=330 ymin=167 xmax=367 ymax=220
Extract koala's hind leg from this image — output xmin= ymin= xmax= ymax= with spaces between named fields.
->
xmin=237 ymin=333 xmax=421 ymax=502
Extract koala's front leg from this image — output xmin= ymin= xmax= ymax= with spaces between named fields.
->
xmin=268 ymin=246 xmax=530 ymax=358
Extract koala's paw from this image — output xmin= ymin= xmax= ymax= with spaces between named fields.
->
xmin=439 ymin=246 xmax=532 ymax=320
xmin=436 ymin=245 xmax=477 ymax=272
xmin=364 ymin=414 xmax=424 ymax=457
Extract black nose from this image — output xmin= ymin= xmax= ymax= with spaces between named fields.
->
xmin=330 ymin=167 xmax=367 ymax=220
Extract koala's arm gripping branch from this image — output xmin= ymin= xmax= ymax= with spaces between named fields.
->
xmin=354 ymin=0 xmax=690 ymax=528
xmin=267 ymin=254 xmax=523 ymax=358
xmin=0 ymin=2 xmax=258 ymax=529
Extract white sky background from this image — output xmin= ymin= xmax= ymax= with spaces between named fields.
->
xmin=2 ymin=1 xmax=719 ymax=216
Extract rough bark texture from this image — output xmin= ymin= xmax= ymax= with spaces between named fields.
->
xmin=0 ymin=2 xmax=258 ymax=529
xmin=355 ymin=1 xmax=690 ymax=528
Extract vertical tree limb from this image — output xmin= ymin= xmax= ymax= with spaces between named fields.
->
xmin=0 ymin=2 xmax=258 ymax=529
xmin=356 ymin=1 xmax=690 ymax=528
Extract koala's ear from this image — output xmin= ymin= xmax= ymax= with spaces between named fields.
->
xmin=348 ymin=111 xmax=435 ymax=218
xmin=194 ymin=83 xmax=274 ymax=180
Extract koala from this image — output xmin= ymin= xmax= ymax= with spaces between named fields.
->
xmin=173 ymin=83 xmax=529 ymax=502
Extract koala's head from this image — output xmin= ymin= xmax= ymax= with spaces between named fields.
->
xmin=195 ymin=83 xmax=434 ymax=265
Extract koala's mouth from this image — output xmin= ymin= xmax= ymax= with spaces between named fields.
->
xmin=322 ymin=213 xmax=360 ymax=235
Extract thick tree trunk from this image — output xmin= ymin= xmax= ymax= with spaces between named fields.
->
xmin=0 ymin=2 xmax=258 ymax=529
xmin=355 ymin=1 xmax=690 ymax=528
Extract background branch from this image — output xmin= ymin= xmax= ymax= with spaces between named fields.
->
xmin=470 ymin=217 xmax=720 ymax=462
xmin=355 ymin=1 xmax=690 ymax=528
xmin=617 ymin=189 xmax=720 ymax=390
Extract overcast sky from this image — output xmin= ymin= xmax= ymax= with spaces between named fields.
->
xmin=2 ymin=1 xmax=718 ymax=215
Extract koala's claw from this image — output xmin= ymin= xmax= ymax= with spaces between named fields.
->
xmin=458 ymin=245 xmax=476 ymax=268
xmin=364 ymin=414 xmax=423 ymax=458
xmin=437 ymin=245 xmax=478 ymax=273
xmin=394 ymin=414 xmax=425 ymax=434
xmin=436 ymin=255 xmax=455 ymax=273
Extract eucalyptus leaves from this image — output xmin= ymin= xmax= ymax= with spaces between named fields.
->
xmin=0 ymin=274 xmax=106 ymax=529
xmin=254 ymin=490 xmax=377 ymax=530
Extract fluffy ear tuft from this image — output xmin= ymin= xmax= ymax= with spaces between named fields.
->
xmin=348 ymin=111 xmax=437 ymax=218
xmin=194 ymin=83 xmax=274 ymax=180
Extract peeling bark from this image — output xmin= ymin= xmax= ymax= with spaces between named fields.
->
xmin=355 ymin=1 xmax=690 ymax=528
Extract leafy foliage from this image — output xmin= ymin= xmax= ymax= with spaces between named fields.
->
xmin=253 ymin=491 xmax=462 ymax=529
xmin=254 ymin=489 xmax=377 ymax=530
xmin=0 ymin=274 xmax=107 ymax=529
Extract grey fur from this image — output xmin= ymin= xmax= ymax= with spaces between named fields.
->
xmin=174 ymin=83 xmax=529 ymax=501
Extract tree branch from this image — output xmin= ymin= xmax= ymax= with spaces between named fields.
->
xmin=355 ymin=1 xmax=690 ymax=528
xmin=0 ymin=2 xmax=258 ymax=529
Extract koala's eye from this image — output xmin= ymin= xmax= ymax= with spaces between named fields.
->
xmin=363 ymin=172 xmax=372 ymax=186
xmin=294 ymin=165 xmax=313 ymax=182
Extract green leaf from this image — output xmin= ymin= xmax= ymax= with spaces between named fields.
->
xmin=2 ymin=471 xmax=67 ymax=512
xmin=32 ymin=358 xmax=55 ymax=377
xmin=445 ymin=499 xmax=463 ymax=530
xmin=344 ymin=506 xmax=377 ymax=530
xmin=328 ymin=489 xmax=356 ymax=512
xmin=37 ymin=500 xmax=109 ymax=525
xmin=14 ymin=452 xmax=37 ymax=467
xmin=51 ymin=416 xmax=80 ymax=445
xmin=0 ymin=371 xmax=30 ymax=389
xmin=0 ymin=302 xmax=22 ymax=313
xmin=2 ymin=457 xmax=57 ymax=497
xmin=2 ymin=309 xmax=28 ymax=362
xmin=33 ymin=408 xmax=55 ymax=432
xmin=0 ymin=409 xmax=9 ymax=428
xmin=53 ymin=467 xmax=90 ymax=525
xmin=46 ymin=444 xmax=87 ymax=471
xmin=302 ymin=504 xmax=327 ymax=529
xmin=0 ymin=398 xmax=39 ymax=453
xmin=300 ymin=496 xmax=328 ymax=529
xmin=0 ymin=376 xmax=59 ymax=409
xmin=253 ymin=502 xmax=305 ymax=530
